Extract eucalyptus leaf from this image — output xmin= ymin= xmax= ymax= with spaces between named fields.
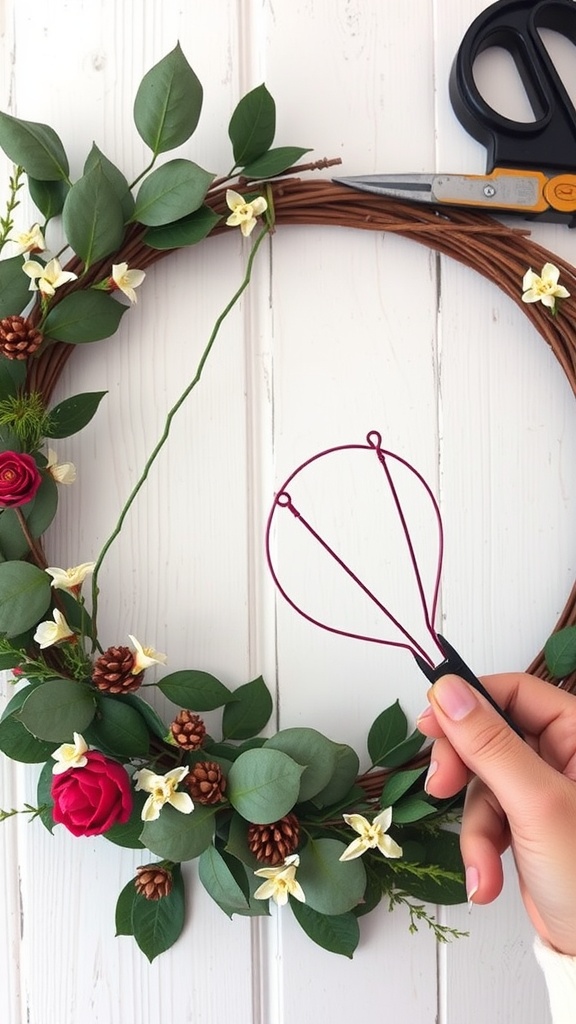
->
xmin=242 ymin=146 xmax=311 ymax=178
xmin=133 ymin=159 xmax=214 ymax=227
xmin=43 ymin=290 xmax=127 ymax=344
xmin=367 ymin=700 xmax=408 ymax=767
xmin=380 ymin=766 xmax=427 ymax=807
xmin=0 ymin=112 xmax=69 ymax=180
xmin=264 ymin=727 xmax=338 ymax=802
xmin=379 ymin=728 xmax=426 ymax=769
xmin=227 ymin=747 xmax=303 ymax=824
xmin=86 ymin=694 xmax=150 ymax=757
xmin=198 ymin=844 xmax=249 ymax=916
xmin=0 ymin=254 xmax=34 ymax=318
xmin=290 ymin=899 xmax=359 ymax=958
xmin=228 ymin=84 xmax=275 ymax=167
xmin=544 ymin=625 xmax=576 ymax=678
xmin=144 ymin=205 xmax=221 ymax=250
xmin=28 ymin=176 xmax=69 ymax=221
xmin=157 ymin=669 xmax=234 ymax=711
xmin=133 ymin=44 xmax=203 ymax=156
xmin=118 ymin=692 xmax=169 ymax=742
xmin=221 ymin=675 xmax=273 ymax=740
xmin=62 ymin=164 xmax=125 ymax=269
xmin=141 ymin=802 xmax=216 ymax=861
xmin=25 ymin=474 xmax=58 ymax=539
xmin=225 ymin=811 xmax=261 ymax=868
xmin=310 ymin=743 xmax=360 ymax=808
xmin=18 ymin=678 xmax=96 ymax=742
xmin=391 ymin=795 xmax=436 ymax=824
xmin=297 ymin=838 xmax=366 ymax=915
xmin=0 ymin=560 xmax=52 ymax=636
xmin=131 ymin=863 xmax=185 ymax=962
xmin=0 ymin=692 xmax=58 ymax=763
xmin=46 ymin=391 xmax=107 ymax=438
xmin=0 ymin=354 xmax=27 ymax=395
xmin=84 ymin=144 xmax=135 ymax=220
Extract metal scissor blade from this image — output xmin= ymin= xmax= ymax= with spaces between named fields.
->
xmin=333 ymin=171 xmax=548 ymax=213
xmin=333 ymin=174 xmax=436 ymax=204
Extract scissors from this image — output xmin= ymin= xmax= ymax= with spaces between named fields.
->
xmin=334 ymin=0 xmax=576 ymax=226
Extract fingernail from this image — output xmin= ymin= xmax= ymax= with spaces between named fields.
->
xmin=466 ymin=865 xmax=479 ymax=908
xmin=416 ymin=705 xmax=434 ymax=727
xmin=424 ymin=759 xmax=438 ymax=793
xmin=432 ymin=675 xmax=478 ymax=721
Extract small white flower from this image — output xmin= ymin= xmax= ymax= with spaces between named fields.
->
xmin=225 ymin=189 xmax=268 ymax=237
xmin=134 ymin=766 xmax=193 ymax=822
xmin=45 ymin=563 xmax=95 ymax=592
xmin=33 ymin=609 xmax=75 ymax=649
xmin=22 ymin=256 xmax=78 ymax=297
xmin=46 ymin=448 xmax=76 ymax=485
xmin=339 ymin=807 xmax=403 ymax=862
xmin=128 ymin=634 xmax=167 ymax=674
xmin=10 ymin=223 xmax=46 ymax=254
xmin=253 ymin=853 xmax=306 ymax=907
xmin=51 ymin=732 xmax=89 ymax=774
xmin=521 ymin=263 xmax=570 ymax=310
xmin=110 ymin=262 xmax=146 ymax=303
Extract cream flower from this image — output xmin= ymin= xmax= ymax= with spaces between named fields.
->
xmin=225 ymin=189 xmax=268 ymax=237
xmin=51 ymin=732 xmax=88 ymax=775
xmin=11 ymin=223 xmax=46 ymax=254
xmin=110 ymin=262 xmax=146 ymax=303
xmin=253 ymin=853 xmax=305 ymax=907
xmin=33 ymin=609 xmax=75 ymax=649
xmin=339 ymin=807 xmax=403 ymax=862
xmin=128 ymin=634 xmax=167 ymax=674
xmin=45 ymin=562 xmax=95 ymax=592
xmin=134 ymin=766 xmax=193 ymax=822
xmin=521 ymin=263 xmax=570 ymax=309
xmin=46 ymin=448 xmax=76 ymax=485
xmin=22 ymin=256 xmax=78 ymax=297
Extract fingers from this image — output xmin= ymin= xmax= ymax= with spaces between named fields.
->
xmin=459 ymin=778 xmax=509 ymax=904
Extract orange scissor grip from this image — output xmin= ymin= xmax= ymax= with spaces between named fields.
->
xmin=543 ymin=175 xmax=576 ymax=213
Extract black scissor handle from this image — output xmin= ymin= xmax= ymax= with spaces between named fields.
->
xmin=414 ymin=634 xmax=524 ymax=740
xmin=449 ymin=0 xmax=576 ymax=174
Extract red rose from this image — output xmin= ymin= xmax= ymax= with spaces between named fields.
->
xmin=0 ymin=450 xmax=42 ymax=507
xmin=51 ymin=751 xmax=133 ymax=837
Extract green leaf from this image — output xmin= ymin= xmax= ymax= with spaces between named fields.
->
xmin=84 ymin=144 xmax=135 ymax=221
xmin=290 ymin=899 xmax=359 ymax=958
xmin=133 ymin=43 xmax=203 ymax=156
xmin=18 ymin=678 xmax=96 ymax=742
xmin=380 ymin=766 xmax=427 ymax=807
xmin=56 ymin=589 xmax=92 ymax=637
xmin=0 ymin=477 xmax=57 ymax=561
xmin=104 ymin=790 xmax=147 ymax=848
xmin=46 ymin=391 xmax=107 ymax=438
xmin=43 ymin=290 xmax=127 ymax=344
xmin=0 ymin=686 xmax=58 ymax=763
xmin=242 ymin=146 xmax=311 ymax=178
xmin=115 ymin=877 xmax=138 ymax=936
xmin=0 ymin=354 xmax=27 ymax=396
xmin=85 ymin=694 xmax=150 ymax=757
xmin=198 ymin=844 xmax=249 ymax=916
xmin=367 ymin=700 xmax=408 ymax=767
xmin=264 ymin=727 xmax=338 ymax=802
xmin=140 ymin=802 xmax=216 ymax=861
xmin=228 ymin=84 xmax=275 ymax=167
xmin=221 ymin=675 xmax=273 ymax=740
xmin=36 ymin=759 xmax=55 ymax=832
xmin=133 ymin=159 xmax=214 ymax=227
xmin=378 ymin=728 xmax=426 ymax=769
xmin=227 ymin=747 xmax=303 ymax=823
xmin=157 ymin=669 xmax=234 ymax=711
xmin=309 ymin=743 xmax=360 ymax=808
xmin=395 ymin=829 xmax=465 ymax=905
xmin=0 ymin=560 xmax=51 ymax=636
xmin=544 ymin=626 xmax=576 ymax=678
xmin=297 ymin=838 xmax=366 ymax=915
xmin=28 ymin=176 xmax=69 ymax=221
xmin=391 ymin=796 xmax=436 ymax=824
xmin=0 ymin=254 xmax=34 ymax=318
xmin=144 ymin=205 xmax=221 ymax=250
xmin=225 ymin=811 xmax=261 ymax=868
xmin=62 ymin=164 xmax=125 ymax=269
xmin=118 ymin=692 xmax=168 ymax=742
xmin=132 ymin=863 xmax=185 ymax=962
xmin=0 ymin=112 xmax=69 ymax=180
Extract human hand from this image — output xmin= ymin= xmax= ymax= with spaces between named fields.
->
xmin=416 ymin=672 xmax=576 ymax=956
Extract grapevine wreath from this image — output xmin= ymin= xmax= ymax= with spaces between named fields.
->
xmin=0 ymin=45 xmax=575 ymax=962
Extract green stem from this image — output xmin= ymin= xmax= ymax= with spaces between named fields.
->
xmin=90 ymin=223 xmax=270 ymax=645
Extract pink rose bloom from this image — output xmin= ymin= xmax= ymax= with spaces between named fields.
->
xmin=51 ymin=751 xmax=133 ymax=837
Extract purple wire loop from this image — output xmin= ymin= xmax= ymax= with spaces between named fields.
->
xmin=265 ymin=430 xmax=445 ymax=666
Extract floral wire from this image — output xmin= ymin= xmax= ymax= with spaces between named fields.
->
xmin=89 ymin=219 xmax=272 ymax=645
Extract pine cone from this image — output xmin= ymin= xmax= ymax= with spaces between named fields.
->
xmin=185 ymin=760 xmax=226 ymax=805
xmin=0 ymin=315 xmax=43 ymax=360
xmin=170 ymin=710 xmax=206 ymax=750
xmin=135 ymin=864 xmax=172 ymax=900
xmin=247 ymin=813 xmax=300 ymax=866
xmin=91 ymin=645 xmax=143 ymax=693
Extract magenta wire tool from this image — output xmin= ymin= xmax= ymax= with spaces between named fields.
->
xmin=265 ymin=430 xmax=523 ymax=738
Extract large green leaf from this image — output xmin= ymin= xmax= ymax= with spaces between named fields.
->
xmin=264 ymin=727 xmax=338 ymax=802
xmin=297 ymin=838 xmax=366 ymax=915
xmin=157 ymin=669 xmax=234 ymax=711
xmin=242 ymin=146 xmax=311 ymax=178
xmin=0 ymin=685 xmax=58 ymax=762
xmin=85 ymin=694 xmax=149 ymax=757
xmin=391 ymin=796 xmax=436 ymax=824
xmin=43 ymin=290 xmax=127 ymax=344
xmin=28 ymin=176 xmax=69 ymax=221
xmin=62 ymin=164 xmax=125 ymax=269
xmin=133 ymin=44 xmax=203 ymax=156
xmin=0 ymin=112 xmax=69 ymax=180
xmin=18 ymin=678 xmax=96 ymax=742
xmin=378 ymin=728 xmax=426 ymax=769
xmin=144 ymin=205 xmax=220 ymax=250
xmin=0 ymin=354 xmax=26 ymax=396
xmin=46 ymin=391 xmax=107 ymax=438
xmin=290 ymin=899 xmax=359 ymax=958
xmin=380 ymin=766 xmax=427 ymax=807
xmin=0 ymin=254 xmax=34 ymax=318
xmin=367 ymin=700 xmax=408 ymax=767
xmin=133 ymin=159 xmax=214 ymax=226
xmin=227 ymin=747 xmax=303 ymax=824
xmin=131 ymin=863 xmax=185 ymax=962
xmin=115 ymin=877 xmax=138 ymax=936
xmin=198 ymin=844 xmax=249 ymax=916
xmin=392 ymin=829 xmax=466 ymax=905
xmin=228 ymin=84 xmax=275 ymax=167
xmin=0 ymin=477 xmax=59 ymax=560
xmin=84 ymin=144 xmax=135 ymax=221
xmin=0 ymin=560 xmax=51 ymax=636
xmin=140 ymin=802 xmax=216 ymax=861
xmin=36 ymin=759 xmax=56 ymax=832
xmin=544 ymin=625 xmax=576 ymax=678
xmin=118 ymin=692 xmax=168 ymax=742
xmin=311 ymin=743 xmax=360 ymax=807
xmin=221 ymin=675 xmax=273 ymax=740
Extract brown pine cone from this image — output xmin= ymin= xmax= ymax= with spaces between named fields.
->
xmin=185 ymin=760 xmax=226 ymax=805
xmin=92 ymin=645 xmax=143 ymax=693
xmin=247 ymin=813 xmax=300 ymax=866
xmin=0 ymin=315 xmax=43 ymax=360
xmin=135 ymin=864 xmax=172 ymax=901
xmin=169 ymin=710 xmax=206 ymax=750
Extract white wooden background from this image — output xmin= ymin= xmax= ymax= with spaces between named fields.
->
xmin=1 ymin=1 xmax=575 ymax=1021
